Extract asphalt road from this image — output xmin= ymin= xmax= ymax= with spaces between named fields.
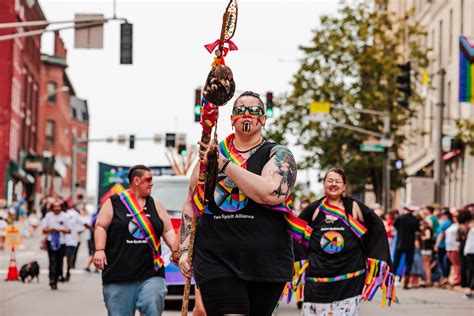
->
xmin=1 ymin=231 xmax=473 ymax=315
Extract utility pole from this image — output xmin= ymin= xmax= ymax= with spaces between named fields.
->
xmin=71 ymin=134 xmax=78 ymax=203
xmin=382 ymin=107 xmax=391 ymax=214
xmin=434 ymin=68 xmax=446 ymax=203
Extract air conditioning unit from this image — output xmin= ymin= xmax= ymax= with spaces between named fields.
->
xmin=405 ymin=176 xmax=435 ymax=206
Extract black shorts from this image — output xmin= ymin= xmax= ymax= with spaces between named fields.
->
xmin=198 ymin=277 xmax=286 ymax=316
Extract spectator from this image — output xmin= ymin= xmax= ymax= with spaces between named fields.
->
xmin=393 ymin=204 xmax=420 ymax=289
xmin=435 ymin=209 xmax=453 ymax=288
xmin=445 ymin=210 xmax=461 ymax=286
xmin=420 ymin=220 xmax=435 ymax=287
xmin=458 ymin=209 xmax=473 ymax=291
xmin=462 ymin=210 xmax=474 ymax=299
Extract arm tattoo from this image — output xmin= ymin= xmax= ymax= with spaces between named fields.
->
xmin=180 ymin=213 xmax=193 ymax=244
xmin=270 ymin=146 xmax=297 ymax=198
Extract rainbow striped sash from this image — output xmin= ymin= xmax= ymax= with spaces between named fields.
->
xmin=119 ymin=190 xmax=164 ymax=271
xmin=219 ymin=133 xmax=313 ymax=247
xmin=306 ymin=268 xmax=366 ymax=283
xmin=318 ymin=198 xmax=367 ymax=238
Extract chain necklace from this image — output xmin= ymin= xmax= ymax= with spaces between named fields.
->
xmin=229 ymin=138 xmax=266 ymax=167
xmin=231 ymin=137 xmax=264 ymax=153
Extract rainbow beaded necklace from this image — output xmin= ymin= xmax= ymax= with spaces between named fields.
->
xmin=119 ymin=190 xmax=164 ymax=271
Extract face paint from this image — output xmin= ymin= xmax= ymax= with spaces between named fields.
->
xmin=231 ymin=113 xmax=264 ymax=125
xmin=242 ymin=122 xmax=251 ymax=132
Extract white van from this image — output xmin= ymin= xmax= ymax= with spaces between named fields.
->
xmin=152 ymin=175 xmax=195 ymax=305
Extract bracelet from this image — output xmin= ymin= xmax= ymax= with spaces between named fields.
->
xmin=95 ymin=249 xmax=105 ymax=252
xmin=171 ymin=249 xmax=179 ymax=253
xmin=179 ymin=249 xmax=189 ymax=258
xmin=220 ymin=159 xmax=231 ymax=173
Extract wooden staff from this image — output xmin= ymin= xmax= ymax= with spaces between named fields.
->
xmin=181 ymin=2 xmax=238 ymax=315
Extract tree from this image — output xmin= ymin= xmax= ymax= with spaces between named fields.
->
xmin=456 ymin=119 xmax=474 ymax=155
xmin=266 ymin=1 xmax=430 ymax=203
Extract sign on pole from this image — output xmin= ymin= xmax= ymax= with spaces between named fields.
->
xmin=5 ymin=225 xmax=23 ymax=248
xmin=309 ymin=101 xmax=331 ymax=122
xmin=74 ymin=14 xmax=104 ymax=49
xmin=360 ymin=143 xmax=385 ymax=152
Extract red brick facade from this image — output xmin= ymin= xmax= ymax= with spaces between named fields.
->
xmin=0 ymin=0 xmax=45 ymax=205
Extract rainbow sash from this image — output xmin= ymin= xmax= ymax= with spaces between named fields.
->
xmin=218 ymin=134 xmax=313 ymax=247
xmin=119 ymin=190 xmax=164 ymax=271
xmin=318 ymin=198 xmax=367 ymax=238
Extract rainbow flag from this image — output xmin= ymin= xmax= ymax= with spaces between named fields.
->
xmin=119 ymin=190 xmax=164 ymax=271
xmin=459 ymin=36 xmax=474 ymax=103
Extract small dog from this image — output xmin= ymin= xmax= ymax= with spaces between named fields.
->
xmin=19 ymin=261 xmax=40 ymax=283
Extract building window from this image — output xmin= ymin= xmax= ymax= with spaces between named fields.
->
xmin=45 ymin=120 xmax=55 ymax=144
xmin=72 ymin=107 xmax=77 ymax=119
xmin=47 ymin=82 xmax=57 ymax=103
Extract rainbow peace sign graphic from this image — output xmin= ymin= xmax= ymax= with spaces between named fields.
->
xmin=320 ymin=231 xmax=344 ymax=254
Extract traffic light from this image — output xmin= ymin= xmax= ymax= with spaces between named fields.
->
xmin=194 ymin=89 xmax=202 ymax=122
xmin=165 ymin=133 xmax=176 ymax=148
xmin=396 ymin=62 xmax=411 ymax=109
xmin=120 ymin=23 xmax=133 ymax=65
xmin=178 ymin=144 xmax=187 ymax=156
xmin=129 ymin=135 xmax=135 ymax=149
xmin=266 ymin=91 xmax=274 ymax=118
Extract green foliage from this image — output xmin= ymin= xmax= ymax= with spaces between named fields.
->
xmin=456 ymin=119 xmax=474 ymax=155
xmin=266 ymin=1 xmax=430 ymax=202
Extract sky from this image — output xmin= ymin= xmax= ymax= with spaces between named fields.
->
xmin=38 ymin=0 xmax=340 ymax=198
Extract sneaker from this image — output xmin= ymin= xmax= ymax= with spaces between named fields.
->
xmin=463 ymin=294 xmax=474 ymax=299
xmin=50 ymin=283 xmax=58 ymax=290
xmin=65 ymin=272 xmax=70 ymax=282
xmin=84 ymin=267 xmax=91 ymax=273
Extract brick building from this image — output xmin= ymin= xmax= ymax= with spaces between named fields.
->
xmin=37 ymin=32 xmax=89 ymax=199
xmin=0 ymin=0 xmax=46 ymax=206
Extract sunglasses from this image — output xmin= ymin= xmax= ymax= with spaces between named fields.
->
xmin=140 ymin=176 xmax=153 ymax=184
xmin=232 ymin=105 xmax=264 ymax=116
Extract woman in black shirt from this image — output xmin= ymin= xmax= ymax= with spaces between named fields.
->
xmin=420 ymin=220 xmax=434 ymax=286
xmin=298 ymin=168 xmax=395 ymax=315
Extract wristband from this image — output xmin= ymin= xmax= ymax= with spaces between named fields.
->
xmin=220 ymin=159 xmax=231 ymax=173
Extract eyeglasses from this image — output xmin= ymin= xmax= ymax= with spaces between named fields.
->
xmin=325 ymin=179 xmax=343 ymax=184
xmin=232 ymin=105 xmax=264 ymax=116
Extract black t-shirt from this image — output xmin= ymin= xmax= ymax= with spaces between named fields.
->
xmin=422 ymin=226 xmax=434 ymax=250
xmin=299 ymin=198 xmax=366 ymax=303
xmin=193 ymin=141 xmax=294 ymax=284
xmin=393 ymin=213 xmax=420 ymax=251
xmin=102 ymin=195 xmax=165 ymax=284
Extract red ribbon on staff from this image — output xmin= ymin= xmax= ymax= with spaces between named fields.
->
xmin=204 ymin=39 xmax=238 ymax=55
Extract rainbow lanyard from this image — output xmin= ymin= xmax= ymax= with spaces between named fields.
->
xmin=318 ymin=198 xmax=367 ymax=238
xmin=219 ymin=133 xmax=313 ymax=247
xmin=119 ymin=190 xmax=163 ymax=271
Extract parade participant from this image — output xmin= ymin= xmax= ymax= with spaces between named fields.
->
xmin=179 ymin=91 xmax=300 ymax=316
xmin=64 ymin=201 xmax=87 ymax=281
xmin=297 ymin=168 xmax=395 ymax=315
xmin=42 ymin=199 xmax=71 ymax=290
xmin=94 ymin=165 xmax=177 ymax=316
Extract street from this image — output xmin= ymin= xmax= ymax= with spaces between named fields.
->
xmin=1 ymin=233 xmax=473 ymax=316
